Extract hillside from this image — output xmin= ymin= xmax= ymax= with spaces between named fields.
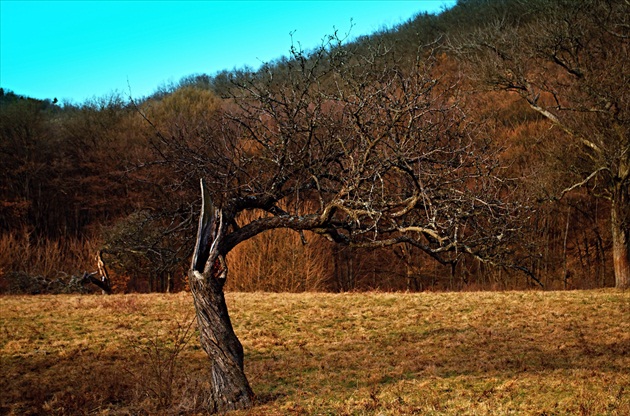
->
xmin=1 ymin=0 xmax=628 ymax=292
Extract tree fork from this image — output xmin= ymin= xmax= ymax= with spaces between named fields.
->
xmin=189 ymin=179 xmax=254 ymax=412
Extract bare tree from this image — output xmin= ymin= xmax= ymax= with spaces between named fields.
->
xmin=450 ymin=0 xmax=629 ymax=288
xmin=147 ymin=38 xmax=521 ymax=411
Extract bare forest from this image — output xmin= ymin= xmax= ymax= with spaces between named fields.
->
xmin=1 ymin=0 xmax=628 ymax=294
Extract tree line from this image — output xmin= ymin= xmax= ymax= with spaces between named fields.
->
xmin=0 ymin=0 xmax=627 ymax=295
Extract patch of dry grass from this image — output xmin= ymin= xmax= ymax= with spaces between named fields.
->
xmin=1 ymin=290 xmax=628 ymax=415
xmin=0 ymin=233 xmax=97 ymax=287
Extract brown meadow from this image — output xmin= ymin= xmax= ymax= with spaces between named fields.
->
xmin=1 ymin=290 xmax=628 ymax=415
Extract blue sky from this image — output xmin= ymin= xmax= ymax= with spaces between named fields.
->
xmin=1 ymin=1 xmax=456 ymax=104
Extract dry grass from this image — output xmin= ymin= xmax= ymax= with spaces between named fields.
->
xmin=1 ymin=290 xmax=628 ymax=415
xmin=0 ymin=232 xmax=99 ymax=293
xmin=227 ymin=227 xmax=333 ymax=292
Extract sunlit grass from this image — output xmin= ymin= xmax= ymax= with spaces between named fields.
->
xmin=1 ymin=290 xmax=628 ymax=415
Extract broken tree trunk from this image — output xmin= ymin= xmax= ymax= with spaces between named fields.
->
xmin=95 ymin=250 xmax=112 ymax=294
xmin=189 ymin=179 xmax=254 ymax=412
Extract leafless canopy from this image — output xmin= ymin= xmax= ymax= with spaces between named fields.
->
xmin=152 ymin=37 xmax=521 ymax=270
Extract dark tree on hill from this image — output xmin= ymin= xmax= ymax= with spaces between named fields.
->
xmin=450 ymin=0 xmax=629 ymax=288
xmin=145 ymin=38 xmax=522 ymax=412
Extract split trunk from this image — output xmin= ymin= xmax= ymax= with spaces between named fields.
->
xmin=189 ymin=179 xmax=254 ymax=412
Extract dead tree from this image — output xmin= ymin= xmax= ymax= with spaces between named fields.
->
xmin=94 ymin=250 xmax=112 ymax=294
xmin=78 ymin=271 xmax=112 ymax=294
xmin=145 ymin=37 xmax=523 ymax=412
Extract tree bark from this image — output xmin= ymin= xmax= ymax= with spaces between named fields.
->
xmin=189 ymin=179 xmax=254 ymax=412
xmin=189 ymin=270 xmax=254 ymax=412
xmin=611 ymin=184 xmax=630 ymax=289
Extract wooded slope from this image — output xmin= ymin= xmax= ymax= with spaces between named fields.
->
xmin=1 ymin=0 xmax=627 ymax=292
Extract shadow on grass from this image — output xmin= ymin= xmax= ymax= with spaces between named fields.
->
xmin=244 ymin=324 xmax=630 ymax=403
xmin=1 ymin=353 xmax=135 ymax=415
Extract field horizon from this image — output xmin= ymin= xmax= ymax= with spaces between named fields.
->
xmin=1 ymin=289 xmax=628 ymax=415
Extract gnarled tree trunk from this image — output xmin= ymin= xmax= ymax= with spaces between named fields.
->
xmin=189 ymin=179 xmax=254 ymax=412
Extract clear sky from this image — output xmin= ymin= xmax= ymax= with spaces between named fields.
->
xmin=1 ymin=1 xmax=456 ymax=104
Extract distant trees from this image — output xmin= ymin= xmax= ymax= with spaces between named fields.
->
xmin=0 ymin=94 xmax=61 ymax=236
xmin=0 ymin=92 xmax=158 ymax=290
xmin=0 ymin=92 xmax=136 ymax=239
xmin=450 ymin=0 xmax=629 ymax=288
xmin=1 ymin=0 xmax=625 ymax=295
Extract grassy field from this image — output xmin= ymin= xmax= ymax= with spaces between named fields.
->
xmin=1 ymin=290 xmax=628 ymax=415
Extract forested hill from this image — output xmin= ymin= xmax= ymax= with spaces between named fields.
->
xmin=1 ymin=0 xmax=628 ymax=293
